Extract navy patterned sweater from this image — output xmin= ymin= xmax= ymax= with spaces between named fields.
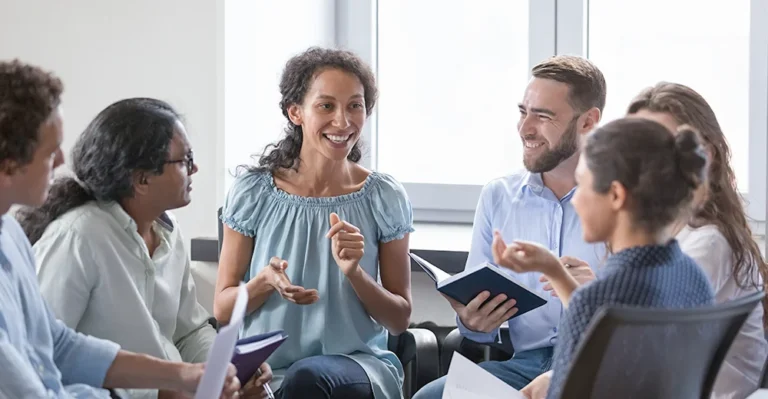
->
xmin=546 ymin=240 xmax=715 ymax=399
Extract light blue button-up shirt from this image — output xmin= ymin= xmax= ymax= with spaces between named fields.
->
xmin=0 ymin=214 xmax=120 ymax=398
xmin=457 ymin=171 xmax=605 ymax=352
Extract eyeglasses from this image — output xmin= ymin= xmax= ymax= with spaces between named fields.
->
xmin=166 ymin=152 xmax=195 ymax=175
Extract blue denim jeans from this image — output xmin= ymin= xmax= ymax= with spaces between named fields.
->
xmin=412 ymin=346 xmax=555 ymax=399
xmin=276 ymin=355 xmax=373 ymax=399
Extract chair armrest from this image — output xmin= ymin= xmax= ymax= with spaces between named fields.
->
xmin=406 ymin=328 xmax=441 ymax=395
xmin=390 ymin=328 xmax=440 ymax=398
xmin=393 ymin=330 xmax=416 ymax=365
xmin=441 ymin=328 xmax=487 ymax=375
xmin=440 ymin=327 xmax=514 ymax=375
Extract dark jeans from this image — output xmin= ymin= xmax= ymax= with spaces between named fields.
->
xmin=276 ymin=355 xmax=373 ymax=399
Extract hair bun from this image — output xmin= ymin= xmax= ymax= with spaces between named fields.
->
xmin=674 ymin=125 xmax=708 ymax=188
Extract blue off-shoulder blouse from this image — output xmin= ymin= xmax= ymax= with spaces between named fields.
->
xmin=221 ymin=169 xmax=414 ymax=399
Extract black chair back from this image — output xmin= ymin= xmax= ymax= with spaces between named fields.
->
xmin=560 ymin=292 xmax=763 ymax=399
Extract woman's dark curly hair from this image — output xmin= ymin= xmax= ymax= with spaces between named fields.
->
xmin=0 ymin=60 xmax=63 ymax=171
xmin=251 ymin=47 xmax=377 ymax=173
xmin=17 ymin=98 xmax=181 ymax=244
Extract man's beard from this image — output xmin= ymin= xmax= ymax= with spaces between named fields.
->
xmin=523 ymin=118 xmax=579 ymax=173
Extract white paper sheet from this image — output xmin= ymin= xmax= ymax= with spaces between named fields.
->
xmin=442 ymin=352 xmax=525 ymax=399
xmin=194 ymin=283 xmax=248 ymax=399
xmin=747 ymin=389 xmax=768 ymax=398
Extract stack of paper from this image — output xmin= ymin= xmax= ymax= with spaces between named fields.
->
xmin=442 ymin=352 xmax=525 ymax=399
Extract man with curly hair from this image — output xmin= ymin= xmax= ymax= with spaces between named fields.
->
xmin=0 ymin=60 xmax=241 ymax=398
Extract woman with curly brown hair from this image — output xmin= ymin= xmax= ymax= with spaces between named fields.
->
xmin=214 ymin=47 xmax=413 ymax=399
xmin=628 ymin=82 xmax=768 ymax=398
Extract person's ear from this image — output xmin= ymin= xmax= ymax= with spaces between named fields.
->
xmin=0 ymin=160 xmax=18 ymax=190
xmin=287 ymin=104 xmax=303 ymax=126
xmin=608 ymin=180 xmax=627 ymax=212
xmin=133 ymin=171 xmax=150 ymax=196
xmin=579 ymin=107 xmax=601 ymax=134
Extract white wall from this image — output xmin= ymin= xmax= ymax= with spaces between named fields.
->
xmin=0 ymin=0 xmax=223 ymax=241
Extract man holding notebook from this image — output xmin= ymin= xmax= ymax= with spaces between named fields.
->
xmin=413 ymin=55 xmax=607 ymax=398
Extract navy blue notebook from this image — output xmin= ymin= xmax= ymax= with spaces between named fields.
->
xmin=409 ymin=253 xmax=547 ymax=319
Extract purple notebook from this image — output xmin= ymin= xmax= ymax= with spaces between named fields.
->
xmin=231 ymin=330 xmax=288 ymax=383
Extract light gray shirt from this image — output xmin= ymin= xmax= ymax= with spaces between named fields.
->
xmin=35 ymin=202 xmax=216 ymax=399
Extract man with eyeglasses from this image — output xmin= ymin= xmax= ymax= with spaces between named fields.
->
xmin=19 ymin=97 xmax=272 ymax=398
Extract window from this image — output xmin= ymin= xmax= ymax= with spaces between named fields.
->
xmin=588 ymin=0 xmax=751 ymax=192
xmin=372 ymin=0 xmax=766 ymax=225
xmin=223 ymin=0 xmax=336 ymax=192
xmin=225 ymin=0 xmax=768 ymax=231
xmin=377 ymin=0 xmax=530 ymax=186
xmin=583 ymin=0 xmax=767 ymax=227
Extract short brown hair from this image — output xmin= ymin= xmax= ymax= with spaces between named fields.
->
xmin=532 ymin=55 xmax=606 ymax=114
xmin=0 ymin=60 xmax=63 ymax=168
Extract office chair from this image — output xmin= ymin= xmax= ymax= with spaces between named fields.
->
xmin=215 ymin=207 xmax=440 ymax=397
xmin=558 ymin=292 xmax=763 ymax=399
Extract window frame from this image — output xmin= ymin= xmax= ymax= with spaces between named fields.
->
xmin=328 ymin=0 xmax=768 ymax=245
xmin=560 ymin=0 xmax=768 ymax=242
xmin=337 ymin=0 xmax=557 ymax=223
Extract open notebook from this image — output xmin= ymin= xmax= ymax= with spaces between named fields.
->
xmin=410 ymin=252 xmax=547 ymax=319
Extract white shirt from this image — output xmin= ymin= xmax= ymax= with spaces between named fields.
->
xmin=678 ymin=224 xmax=768 ymax=399
xmin=34 ymin=202 xmax=216 ymax=399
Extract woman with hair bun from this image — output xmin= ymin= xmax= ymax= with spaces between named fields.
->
xmin=494 ymin=117 xmax=716 ymax=399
